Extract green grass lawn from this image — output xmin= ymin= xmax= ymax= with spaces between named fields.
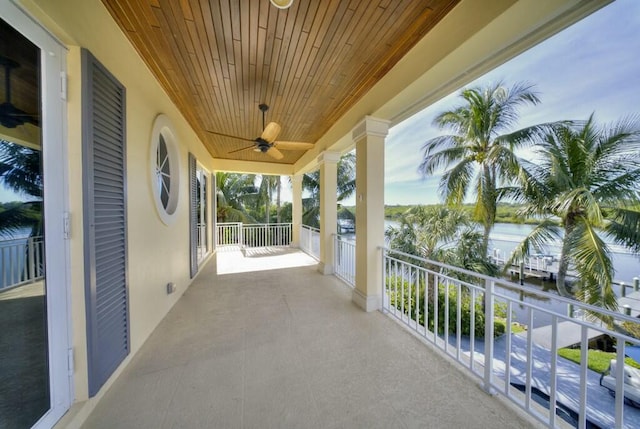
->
xmin=558 ymin=348 xmax=640 ymax=374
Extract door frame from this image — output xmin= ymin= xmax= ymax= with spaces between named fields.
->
xmin=0 ymin=2 xmax=72 ymax=428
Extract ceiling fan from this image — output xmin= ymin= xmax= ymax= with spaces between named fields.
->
xmin=206 ymin=104 xmax=314 ymax=160
xmin=0 ymin=56 xmax=39 ymax=129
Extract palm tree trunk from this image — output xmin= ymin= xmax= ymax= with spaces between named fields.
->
xmin=265 ymin=186 xmax=271 ymax=224
xmin=481 ymin=222 xmax=492 ymax=260
xmin=556 ymin=220 xmax=574 ymax=297
xmin=276 ymin=176 xmax=281 ymax=223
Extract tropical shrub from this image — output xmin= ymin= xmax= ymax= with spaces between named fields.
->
xmin=386 ymin=275 xmax=506 ymax=338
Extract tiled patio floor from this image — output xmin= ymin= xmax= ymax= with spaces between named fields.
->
xmin=81 ymin=248 xmax=536 ymax=429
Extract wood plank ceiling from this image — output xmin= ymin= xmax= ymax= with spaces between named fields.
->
xmin=102 ymin=0 xmax=459 ymax=164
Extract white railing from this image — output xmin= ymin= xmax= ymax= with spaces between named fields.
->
xmin=0 ymin=235 xmax=45 ymax=291
xmin=241 ymin=223 xmax=291 ymax=248
xmin=381 ymin=246 xmax=640 ymax=429
xmin=216 ymin=222 xmax=242 ymax=246
xmin=215 ymin=222 xmax=292 ymax=248
xmin=300 ymin=225 xmax=320 ymax=260
xmin=333 ymin=234 xmax=355 ymax=287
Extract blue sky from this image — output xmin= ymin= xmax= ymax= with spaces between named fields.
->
xmin=382 ymin=0 xmax=640 ymax=206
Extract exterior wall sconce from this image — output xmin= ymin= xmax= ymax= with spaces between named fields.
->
xmin=270 ymin=0 xmax=293 ymax=9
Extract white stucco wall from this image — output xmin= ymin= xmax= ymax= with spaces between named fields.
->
xmin=21 ymin=0 xmax=216 ymax=405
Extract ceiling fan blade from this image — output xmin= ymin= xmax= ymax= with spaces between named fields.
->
xmin=205 ymin=129 xmax=255 ymax=142
xmin=228 ymin=144 xmax=257 ymax=155
xmin=266 ymin=146 xmax=284 ymax=160
xmin=273 ymin=141 xmax=314 ymax=150
xmin=261 ymin=121 xmax=281 ymax=143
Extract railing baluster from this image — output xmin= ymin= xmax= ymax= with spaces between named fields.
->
xmin=579 ymin=326 xmax=588 ymax=429
xmin=1 ymin=246 xmax=5 ymax=287
xmin=456 ymin=281 xmax=461 ymax=362
xmin=525 ymin=308 xmax=534 ymax=411
xmin=505 ymin=301 xmax=512 ymax=394
xmin=401 ymin=262 xmax=406 ymax=322
xmin=470 ymin=286 xmax=475 ymax=373
xmin=549 ymin=315 xmax=558 ymax=427
xmin=381 ymin=247 xmax=387 ymax=312
xmin=434 ymin=275 xmax=439 ymax=344
xmin=415 ymin=266 xmax=419 ymax=332
xmin=615 ymin=340 xmax=625 ymax=427
xmin=444 ymin=279 xmax=449 ymax=354
xmin=424 ymin=270 xmax=429 ymax=338
xmin=483 ymin=279 xmax=494 ymax=394
xmin=394 ymin=259 xmax=399 ymax=319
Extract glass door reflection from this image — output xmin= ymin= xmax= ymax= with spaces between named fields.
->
xmin=0 ymin=16 xmax=49 ymax=429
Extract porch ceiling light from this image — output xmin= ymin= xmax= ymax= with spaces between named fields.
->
xmin=270 ymin=0 xmax=293 ymax=9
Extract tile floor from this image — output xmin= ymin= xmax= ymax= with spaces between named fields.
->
xmin=81 ymin=248 xmax=536 ymax=429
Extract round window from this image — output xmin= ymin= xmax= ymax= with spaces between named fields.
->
xmin=150 ymin=114 xmax=180 ymax=225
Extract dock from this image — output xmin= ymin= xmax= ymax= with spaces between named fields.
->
xmin=522 ymin=290 xmax=640 ymax=348
xmin=522 ymin=320 xmax=606 ymax=349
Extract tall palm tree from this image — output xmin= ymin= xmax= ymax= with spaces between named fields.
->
xmin=509 ymin=115 xmax=640 ymax=311
xmin=418 ymin=82 xmax=550 ymax=256
xmin=215 ymin=172 xmax=258 ymax=223
xmin=256 ymin=175 xmax=284 ymax=224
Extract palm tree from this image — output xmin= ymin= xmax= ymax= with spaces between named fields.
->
xmin=418 ymin=82 xmax=550 ymax=256
xmin=509 ymin=115 xmax=640 ymax=311
xmin=0 ymin=140 xmax=42 ymax=237
xmin=386 ymin=205 xmax=497 ymax=277
xmin=302 ymin=152 xmax=356 ymax=228
xmin=215 ymin=172 xmax=258 ymax=223
xmin=256 ymin=175 xmax=284 ymax=224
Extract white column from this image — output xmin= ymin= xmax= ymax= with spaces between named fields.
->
xmin=291 ymin=174 xmax=302 ymax=247
xmin=318 ymin=151 xmax=340 ymax=274
xmin=353 ymin=116 xmax=389 ymax=312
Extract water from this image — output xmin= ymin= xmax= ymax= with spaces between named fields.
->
xmin=383 ymin=220 xmax=640 ymax=284
xmin=488 ymin=222 xmax=640 ymax=285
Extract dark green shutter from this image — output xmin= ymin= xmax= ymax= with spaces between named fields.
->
xmin=189 ymin=153 xmax=198 ymax=278
xmin=82 ymin=49 xmax=129 ymax=397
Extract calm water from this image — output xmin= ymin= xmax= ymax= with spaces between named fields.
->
xmin=488 ymin=222 xmax=640 ymax=284
xmin=384 ymin=220 xmax=640 ymax=284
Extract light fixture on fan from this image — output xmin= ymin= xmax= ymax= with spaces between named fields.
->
xmin=270 ymin=0 xmax=293 ymax=9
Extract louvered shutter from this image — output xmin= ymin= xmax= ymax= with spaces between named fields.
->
xmin=189 ymin=153 xmax=198 ymax=278
xmin=81 ymin=49 xmax=129 ymax=397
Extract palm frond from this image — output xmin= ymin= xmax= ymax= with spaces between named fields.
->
xmin=604 ymin=206 xmax=640 ymax=252
xmin=0 ymin=202 xmax=39 ymax=237
xmin=418 ymin=140 xmax=467 ymax=176
xmin=439 ymin=156 xmax=475 ymax=206
xmin=569 ymin=219 xmax=615 ymax=311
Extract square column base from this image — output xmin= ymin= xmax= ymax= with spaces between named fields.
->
xmin=317 ymin=262 xmax=333 ymax=275
xmin=352 ymin=288 xmax=381 ymax=312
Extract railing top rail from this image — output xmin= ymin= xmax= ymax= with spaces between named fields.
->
xmin=332 ymin=233 xmax=355 ymax=242
xmin=216 ymin=222 xmax=243 ymax=226
xmin=0 ymin=235 xmax=44 ymax=244
xmin=301 ymin=224 xmax=320 ymax=233
xmin=242 ymin=223 xmax=293 ymax=227
xmin=381 ymin=245 xmax=640 ymax=324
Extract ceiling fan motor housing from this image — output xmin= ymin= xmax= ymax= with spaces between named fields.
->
xmin=255 ymin=137 xmax=271 ymax=152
